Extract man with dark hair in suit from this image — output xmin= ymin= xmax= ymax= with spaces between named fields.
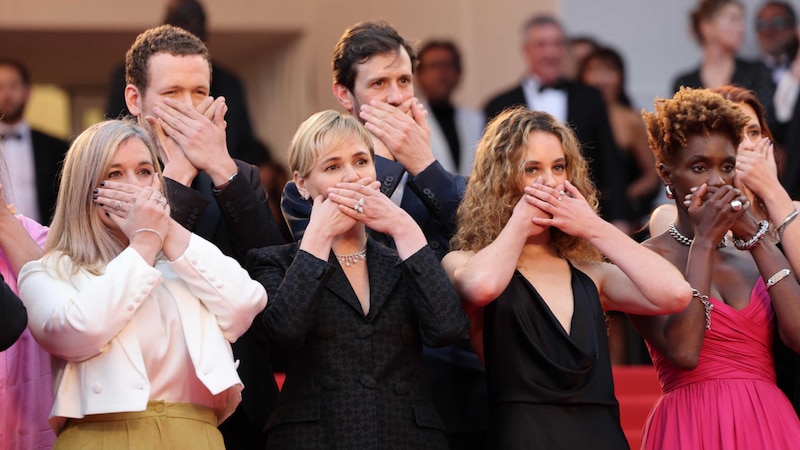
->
xmin=484 ymin=15 xmax=628 ymax=228
xmin=107 ymin=0 xmax=256 ymax=164
xmin=123 ymin=24 xmax=282 ymax=450
xmin=0 ymin=59 xmax=69 ymax=225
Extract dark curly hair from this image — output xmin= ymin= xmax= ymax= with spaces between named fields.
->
xmin=642 ymin=87 xmax=749 ymax=166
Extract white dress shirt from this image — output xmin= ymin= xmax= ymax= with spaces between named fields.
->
xmin=0 ymin=121 xmax=40 ymax=223
xmin=521 ymin=76 xmax=568 ymax=123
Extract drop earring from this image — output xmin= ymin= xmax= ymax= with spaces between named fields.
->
xmin=665 ymin=185 xmax=675 ymax=200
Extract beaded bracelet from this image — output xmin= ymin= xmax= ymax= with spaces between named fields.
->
xmin=733 ymin=220 xmax=770 ymax=250
xmin=692 ymin=288 xmax=713 ymax=330
xmin=132 ymin=228 xmax=164 ymax=248
xmin=766 ymin=268 xmax=792 ymax=290
xmin=777 ymin=208 xmax=799 ymax=242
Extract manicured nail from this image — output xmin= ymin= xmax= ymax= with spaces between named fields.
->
xmin=99 ymin=181 xmax=105 ymax=186
xmin=92 ymin=188 xmax=98 ymax=194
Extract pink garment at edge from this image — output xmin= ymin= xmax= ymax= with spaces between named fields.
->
xmin=0 ymin=216 xmax=53 ymax=450
xmin=642 ymin=278 xmax=800 ymax=449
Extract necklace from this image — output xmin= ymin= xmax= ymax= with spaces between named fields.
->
xmin=668 ymin=223 xmax=728 ymax=249
xmin=334 ymin=248 xmax=367 ymax=267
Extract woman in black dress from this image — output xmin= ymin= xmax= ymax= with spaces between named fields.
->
xmin=442 ymin=107 xmax=692 ymax=449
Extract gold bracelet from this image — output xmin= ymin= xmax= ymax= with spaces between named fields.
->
xmin=766 ymin=268 xmax=792 ymax=290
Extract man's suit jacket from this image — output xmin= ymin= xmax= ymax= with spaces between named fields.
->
xmin=166 ymin=159 xmax=283 ymax=439
xmin=484 ymin=82 xmax=627 ymax=222
xmin=282 ymin=157 xmax=466 ymax=260
xmin=0 ymin=273 xmax=26 ymax=351
xmin=247 ymin=239 xmax=468 ymax=449
xmin=31 ymin=130 xmax=69 ymax=224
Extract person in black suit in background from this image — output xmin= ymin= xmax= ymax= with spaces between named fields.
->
xmin=122 ymin=24 xmax=282 ymax=450
xmin=0 ymin=274 xmax=26 ymax=352
xmin=106 ymin=0 xmax=257 ymax=164
xmin=484 ymin=15 xmax=629 ymax=230
xmin=249 ymin=109 xmax=468 ymax=449
xmin=0 ymin=59 xmax=69 ymax=224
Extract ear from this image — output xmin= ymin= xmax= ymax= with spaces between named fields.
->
xmin=333 ymin=82 xmax=354 ymax=114
xmin=293 ymin=171 xmax=309 ymax=200
xmin=656 ymin=162 xmax=671 ymax=186
xmin=124 ymin=84 xmax=143 ymax=117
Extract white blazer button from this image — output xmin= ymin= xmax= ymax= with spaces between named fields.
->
xmin=93 ymin=383 xmax=103 ymax=394
xmin=127 ymin=303 xmax=135 ymax=311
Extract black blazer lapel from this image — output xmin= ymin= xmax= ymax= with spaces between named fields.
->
xmin=365 ymin=239 xmax=401 ymax=322
xmin=326 ymin=258 xmax=368 ymax=316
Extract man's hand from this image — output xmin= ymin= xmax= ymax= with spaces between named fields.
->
xmin=152 ymin=96 xmax=237 ymax=186
xmin=145 ymin=115 xmax=198 ymax=187
xmin=359 ymin=98 xmax=435 ymax=176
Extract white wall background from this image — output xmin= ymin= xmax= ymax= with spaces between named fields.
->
xmin=561 ymin=0 xmax=800 ymax=112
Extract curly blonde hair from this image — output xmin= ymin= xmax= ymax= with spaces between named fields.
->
xmin=451 ymin=107 xmax=601 ymax=261
xmin=643 ymin=87 xmax=749 ymax=166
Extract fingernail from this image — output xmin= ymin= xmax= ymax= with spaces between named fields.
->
xmin=690 ymin=187 xmax=697 ymax=192
xmin=99 ymin=181 xmax=105 ymax=186
xmin=683 ymin=200 xmax=690 ymax=206
xmin=92 ymin=195 xmax=97 ymax=200
xmin=92 ymin=188 xmax=98 ymax=194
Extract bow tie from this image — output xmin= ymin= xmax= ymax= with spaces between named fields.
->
xmin=538 ymin=80 xmax=566 ymax=93
xmin=0 ymin=132 xmax=21 ymax=141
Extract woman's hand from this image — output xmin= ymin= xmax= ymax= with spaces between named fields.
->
xmin=683 ymin=184 xmax=747 ymax=244
xmin=94 ymin=174 xmax=169 ymax=257
xmin=736 ymin=138 xmax=779 ymax=202
xmin=528 ymin=180 xmax=598 ymax=238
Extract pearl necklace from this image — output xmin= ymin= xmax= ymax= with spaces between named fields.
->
xmin=334 ymin=248 xmax=367 ymax=267
xmin=667 ymin=223 xmax=728 ymax=249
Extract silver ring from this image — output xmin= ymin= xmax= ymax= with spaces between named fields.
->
xmin=730 ymin=199 xmax=743 ymax=212
xmin=357 ymin=198 xmax=365 ymax=207
xmin=354 ymin=205 xmax=364 ymax=214
xmin=115 ymin=200 xmax=123 ymax=210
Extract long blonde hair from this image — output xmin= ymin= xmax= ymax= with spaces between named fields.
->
xmin=45 ymin=119 xmax=165 ymax=275
xmin=451 ymin=107 xmax=601 ymax=261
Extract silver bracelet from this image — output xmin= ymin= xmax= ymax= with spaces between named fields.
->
xmin=131 ymin=228 xmax=164 ymax=248
xmin=766 ymin=268 xmax=792 ymax=290
xmin=733 ymin=220 xmax=770 ymax=250
xmin=777 ymin=208 xmax=799 ymax=242
xmin=692 ymin=288 xmax=713 ymax=330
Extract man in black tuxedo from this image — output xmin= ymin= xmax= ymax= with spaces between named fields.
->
xmin=0 ymin=59 xmax=69 ymax=225
xmin=123 ymin=24 xmax=282 ymax=450
xmin=484 ymin=15 xmax=628 ymax=226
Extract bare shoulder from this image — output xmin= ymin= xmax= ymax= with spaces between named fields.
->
xmin=570 ymin=258 xmax=608 ymax=284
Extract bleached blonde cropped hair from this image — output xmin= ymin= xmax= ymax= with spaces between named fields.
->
xmin=46 ymin=119 xmax=165 ymax=275
xmin=288 ymin=110 xmax=374 ymax=178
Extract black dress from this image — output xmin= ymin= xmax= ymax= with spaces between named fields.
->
xmin=483 ymin=264 xmax=629 ymax=449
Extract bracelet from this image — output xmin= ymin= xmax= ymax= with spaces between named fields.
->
xmin=776 ymin=208 xmax=799 ymax=242
xmin=733 ymin=220 xmax=770 ymax=250
xmin=131 ymin=228 xmax=164 ymax=247
xmin=692 ymin=288 xmax=714 ymax=330
xmin=212 ymin=171 xmax=239 ymax=194
xmin=766 ymin=268 xmax=792 ymax=290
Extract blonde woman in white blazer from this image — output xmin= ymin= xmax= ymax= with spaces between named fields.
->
xmin=18 ymin=119 xmax=267 ymax=450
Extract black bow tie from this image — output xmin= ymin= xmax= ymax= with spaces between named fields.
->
xmin=0 ymin=132 xmax=21 ymax=140
xmin=538 ymin=80 xmax=566 ymax=93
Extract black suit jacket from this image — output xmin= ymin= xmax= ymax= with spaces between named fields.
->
xmin=31 ymin=130 xmax=69 ymax=224
xmin=484 ymin=82 xmax=627 ymax=222
xmin=282 ymin=157 xmax=466 ymax=260
xmin=166 ymin=159 xmax=282 ymax=442
xmin=0 ymin=274 xmax=26 ymax=351
xmin=247 ymin=239 xmax=468 ymax=449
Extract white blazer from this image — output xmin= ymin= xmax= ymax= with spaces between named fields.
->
xmin=423 ymin=101 xmax=485 ymax=176
xmin=19 ymin=234 xmax=268 ymax=432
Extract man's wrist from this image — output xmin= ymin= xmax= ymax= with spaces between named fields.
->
xmin=212 ymin=171 xmax=239 ymax=193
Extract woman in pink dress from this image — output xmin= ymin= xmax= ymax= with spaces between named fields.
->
xmin=0 ymin=183 xmax=53 ymax=450
xmin=629 ymin=87 xmax=800 ymax=449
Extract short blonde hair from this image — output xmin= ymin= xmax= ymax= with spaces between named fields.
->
xmin=451 ymin=107 xmax=600 ymax=261
xmin=288 ymin=110 xmax=374 ymax=177
xmin=46 ymin=119 xmax=165 ymax=275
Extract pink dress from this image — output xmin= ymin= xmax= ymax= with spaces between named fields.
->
xmin=642 ymin=278 xmax=800 ymax=450
xmin=0 ymin=216 xmax=53 ymax=450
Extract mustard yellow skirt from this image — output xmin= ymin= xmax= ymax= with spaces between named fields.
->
xmin=54 ymin=401 xmax=224 ymax=450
